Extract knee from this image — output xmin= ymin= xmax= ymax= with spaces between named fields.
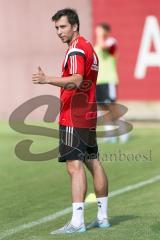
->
xmin=67 ymin=161 xmax=83 ymax=176
xmin=85 ymin=159 xmax=100 ymax=174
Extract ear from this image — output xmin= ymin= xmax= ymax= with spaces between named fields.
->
xmin=73 ymin=24 xmax=78 ymax=32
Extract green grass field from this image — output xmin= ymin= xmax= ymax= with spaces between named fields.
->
xmin=0 ymin=122 xmax=160 ymax=240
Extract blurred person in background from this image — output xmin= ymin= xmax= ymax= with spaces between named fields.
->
xmin=94 ymin=23 xmax=129 ymax=143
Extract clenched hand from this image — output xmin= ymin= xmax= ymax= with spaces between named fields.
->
xmin=32 ymin=66 xmax=48 ymax=84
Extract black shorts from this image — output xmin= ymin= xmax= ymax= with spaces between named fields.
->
xmin=96 ymin=83 xmax=117 ymax=103
xmin=58 ymin=125 xmax=99 ymax=162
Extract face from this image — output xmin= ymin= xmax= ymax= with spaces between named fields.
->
xmin=95 ymin=26 xmax=109 ymax=39
xmin=54 ymin=16 xmax=77 ymax=44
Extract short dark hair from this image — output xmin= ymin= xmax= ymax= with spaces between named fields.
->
xmin=97 ymin=22 xmax=111 ymax=32
xmin=52 ymin=8 xmax=80 ymax=32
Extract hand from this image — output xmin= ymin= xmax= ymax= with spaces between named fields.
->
xmin=32 ymin=66 xmax=48 ymax=84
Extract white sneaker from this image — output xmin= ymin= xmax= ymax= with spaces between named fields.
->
xmin=50 ymin=222 xmax=86 ymax=235
xmin=86 ymin=218 xmax=111 ymax=229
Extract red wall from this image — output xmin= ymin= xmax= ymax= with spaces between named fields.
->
xmin=92 ymin=0 xmax=160 ymax=100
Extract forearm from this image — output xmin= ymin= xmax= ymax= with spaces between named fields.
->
xmin=32 ymin=67 xmax=83 ymax=87
xmin=46 ymin=75 xmax=82 ymax=88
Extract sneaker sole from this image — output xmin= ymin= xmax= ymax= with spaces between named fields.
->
xmin=50 ymin=227 xmax=86 ymax=235
xmin=77 ymin=227 xmax=86 ymax=233
xmin=87 ymin=222 xmax=111 ymax=229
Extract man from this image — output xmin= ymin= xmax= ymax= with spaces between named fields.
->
xmin=32 ymin=8 xmax=110 ymax=234
xmin=95 ymin=23 xmax=128 ymax=143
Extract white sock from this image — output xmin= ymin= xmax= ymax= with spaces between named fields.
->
xmin=70 ymin=202 xmax=84 ymax=227
xmin=97 ymin=196 xmax=108 ymax=220
xmin=104 ymin=125 xmax=117 ymax=140
xmin=118 ymin=117 xmax=129 ymax=143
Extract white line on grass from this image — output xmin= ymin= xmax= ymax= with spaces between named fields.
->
xmin=0 ymin=175 xmax=160 ymax=240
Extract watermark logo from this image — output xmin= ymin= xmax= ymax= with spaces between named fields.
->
xmin=9 ymin=94 xmax=133 ymax=161
xmin=80 ymin=149 xmax=152 ymax=162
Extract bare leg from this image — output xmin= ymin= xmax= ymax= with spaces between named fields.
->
xmin=66 ymin=160 xmax=87 ymax=227
xmin=84 ymin=159 xmax=108 ymax=197
xmin=84 ymin=159 xmax=109 ymax=222
xmin=66 ymin=160 xmax=87 ymax=202
xmin=98 ymin=103 xmax=129 ymax=140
